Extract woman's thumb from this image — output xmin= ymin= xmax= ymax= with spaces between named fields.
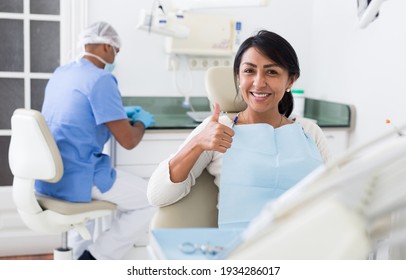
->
xmin=211 ymin=103 xmax=220 ymax=122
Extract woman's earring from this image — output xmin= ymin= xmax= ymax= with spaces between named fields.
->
xmin=286 ymin=88 xmax=291 ymax=92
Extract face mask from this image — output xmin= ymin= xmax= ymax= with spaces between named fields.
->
xmin=83 ymin=46 xmax=117 ymax=73
xmin=104 ymin=47 xmax=117 ymax=72
xmin=104 ymin=61 xmax=116 ymax=73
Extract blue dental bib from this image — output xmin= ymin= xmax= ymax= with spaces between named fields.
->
xmin=219 ymin=122 xmax=323 ymax=229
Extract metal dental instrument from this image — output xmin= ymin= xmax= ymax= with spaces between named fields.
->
xmin=179 ymin=242 xmax=224 ymax=255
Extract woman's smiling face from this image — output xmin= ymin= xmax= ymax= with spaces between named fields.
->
xmin=238 ymin=47 xmax=294 ymax=115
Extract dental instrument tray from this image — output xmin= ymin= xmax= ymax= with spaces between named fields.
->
xmin=149 ymin=228 xmax=243 ymax=260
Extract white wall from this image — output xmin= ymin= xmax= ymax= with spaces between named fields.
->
xmin=308 ymin=0 xmax=406 ymax=146
xmin=85 ymin=0 xmax=313 ymax=97
xmin=85 ymin=0 xmax=405 ymax=147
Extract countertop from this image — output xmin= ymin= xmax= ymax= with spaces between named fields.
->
xmin=122 ymin=96 xmax=355 ymax=130
xmin=123 ymin=96 xmax=210 ymax=129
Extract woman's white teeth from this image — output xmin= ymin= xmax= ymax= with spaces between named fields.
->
xmin=252 ymin=92 xmax=270 ymax=97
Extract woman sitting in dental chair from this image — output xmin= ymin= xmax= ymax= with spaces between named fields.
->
xmin=147 ymin=30 xmax=331 ymax=229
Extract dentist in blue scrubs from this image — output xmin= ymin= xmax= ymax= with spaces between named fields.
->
xmin=148 ymin=30 xmax=331 ymax=229
xmin=35 ymin=21 xmax=156 ymax=260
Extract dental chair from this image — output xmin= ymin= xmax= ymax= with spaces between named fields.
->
xmin=8 ymin=109 xmax=117 ymax=259
xmin=205 ymin=66 xmax=247 ymax=114
xmin=149 ymin=169 xmax=219 ymax=228
xmin=149 ymin=66 xmax=379 ymax=259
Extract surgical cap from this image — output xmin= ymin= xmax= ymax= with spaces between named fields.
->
xmin=78 ymin=21 xmax=122 ymax=49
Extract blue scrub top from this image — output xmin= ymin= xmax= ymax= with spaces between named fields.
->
xmin=35 ymin=58 xmax=127 ymax=202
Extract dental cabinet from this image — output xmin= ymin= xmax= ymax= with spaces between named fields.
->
xmin=113 ymin=97 xmax=211 ymax=179
xmin=305 ymin=98 xmax=355 ymax=158
xmin=115 ymin=97 xmax=355 ymax=179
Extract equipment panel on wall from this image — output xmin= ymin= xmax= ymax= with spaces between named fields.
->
xmin=165 ymin=13 xmax=235 ymax=56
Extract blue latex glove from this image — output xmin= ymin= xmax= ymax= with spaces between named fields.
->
xmin=130 ymin=107 xmax=155 ymax=128
xmin=124 ymin=106 xmax=142 ymax=118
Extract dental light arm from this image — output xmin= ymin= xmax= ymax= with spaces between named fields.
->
xmin=169 ymin=0 xmax=269 ymax=11
xmin=136 ymin=8 xmax=190 ymax=38
xmin=228 ymin=122 xmax=406 ymax=259
xmin=358 ymin=0 xmax=387 ymax=28
xmin=136 ymin=0 xmax=269 ymax=38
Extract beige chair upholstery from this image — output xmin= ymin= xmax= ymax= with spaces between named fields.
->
xmin=205 ymin=66 xmax=247 ymax=113
xmin=150 ymin=169 xmax=218 ymax=228
xmin=9 ymin=109 xmax=116 ymax=259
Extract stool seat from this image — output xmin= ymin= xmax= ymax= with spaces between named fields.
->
xmin=9 ymin=109 xmax=117 ymax=259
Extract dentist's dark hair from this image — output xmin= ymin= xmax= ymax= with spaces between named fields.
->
xmin=233 ymin=30 xmax=300 ymax=117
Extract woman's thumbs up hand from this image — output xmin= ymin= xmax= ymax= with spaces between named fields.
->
xmin=195 ymin=103 xmax=235 ymax=153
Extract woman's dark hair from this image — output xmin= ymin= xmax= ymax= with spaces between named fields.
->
xmin=233 ymin=30 xmax=300 ymax=117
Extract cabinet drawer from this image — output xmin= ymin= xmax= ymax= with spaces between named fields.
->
xmin=116 ymin=165 xmax=158 ymax=179
xmin=322 ymin=128 xmax=350 ymax=158
xmin=115 ymin=130 xmax=190 ymax=165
